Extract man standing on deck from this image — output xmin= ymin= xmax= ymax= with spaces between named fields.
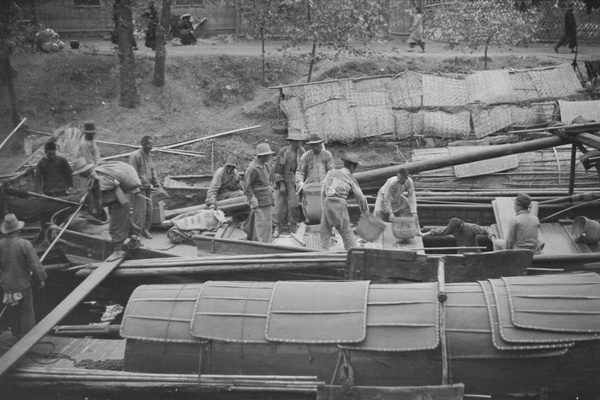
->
xmin=35 ymin=141 xmax=73 ymax=198
xmin=295 ymin=133 xmax=334 ymax=220
xmin=0 ymin=214 xmax=47 ymax=338
xmin=373 ymin=167 xmax=417 ymax=223
xmin=273 ymin=128 xmax=306 ymax=238
xmin=72 ymin=158 xmax=142 ymax=260
xmin=320 ymin=153 xmax=369 ymax=250
xmin=243 ymin=143 xmax=275 ymax=243
xmin=501 ymin=192 xmax=544 ymax=254
xmin=206 ymin=155 xmax=244 ymax=210
xmin=129 ymin=136 xmax=168 ymax=240
xmin=78 ymin=121 xmax=102 ymax=166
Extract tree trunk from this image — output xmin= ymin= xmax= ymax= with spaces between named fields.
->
xmin=1 ymin=55 xmax=19 ymax=126
xmin=261 ymin=25 xmax=265 ymax=84
xmin=153 ymin=0 xmax=171 ymax=87
xmin=116 ymin=0 xmax=137 ymax=108
xmin=307 ymin=39 xmax=317 ymax=83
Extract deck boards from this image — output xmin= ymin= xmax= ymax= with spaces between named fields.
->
xmin=362 ymin=222 xmax=425 ymax=254
xmin=16 ymin=336 xmax=125 ymax=370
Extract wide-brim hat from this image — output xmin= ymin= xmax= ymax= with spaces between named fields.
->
xmin=341 ymin=152 xmax=362 ymax=166
xmin=306 ymin=133 xmax=324 ymax=145
xmin=256 ymin=143 xmax=274 ymax=156
xmin=514 ymin=192 xmax=532 ymax=208
xmin=1 ymin=213 xmax=25 ymax=234
xmin=286 ymin=127 xmax=305 ymax=142
xmin=72 ymin=157 xmax=94 ymax=175
xmin=181 ymin=13 xmax=192 ymax=19
xmin=225 ymin=155 xmax=238 ymax=167
xmin=83 ymin=121 xmax=97 ymax=134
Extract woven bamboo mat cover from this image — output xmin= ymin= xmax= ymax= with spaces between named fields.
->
xmin=191 ymin=281 xmax=276 ymax=343
xmin=471 ymin=105 xmax=513 ymax=138
xmin=558 ymin=99 xmax=600 ymax=124
xmin=266 ymin=281 xmax=369 ymax=343
xmin=509 ymin=72 xmax=539 ymax=102
xmin=393 ymin=109 xmax=423 ymax=138
xmin=281 ymin=97 xmax=304 ymax=121
xmin=447 ymin=146 xmax=518 ymax=178
xmin=466 ymin=70 xmax=515 ymax=104
xmin=341 ymin=283 xmax=438 ymax=351
xmin=510 ymin=104 xmax=555 ymax=125
xmin=305 ymin=99 xmax=358 ymax=143
xmin=302 ymin=80 xmax=351 ymax=110
xmin=484 ymin=279 xmax=596 ymax=345
xmin=443 ymin=283 xmax=568 ymax=358
xmin=423 ymin=110 xmax=471 ymax=139
xmin=501 ymin=273 xmax=600 ymax=333
xmin=386 ymin=71 xmax=423 ymax=108
xmin=422 ymin=75 xmax=469 ymax=107
xmin=282 ymin=85 xmax=305 ymax=100
xmin=528 ymin=64 xmax=581 ymax=99
xmin=353 ymin=105 xmax=395 ymax=138
xmin=121 ymin=284 xmax=207 ymax=343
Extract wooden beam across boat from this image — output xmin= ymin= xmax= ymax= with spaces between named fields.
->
xmin=0 ymin=255 xmax=125 ymax=377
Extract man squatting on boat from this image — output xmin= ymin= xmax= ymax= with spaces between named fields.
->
xmin=129 ymin=136 xmax=168 ymax=240
xmin=72 ymin=158 xmax=143 ymax=261
xmin=206 ymin=155 xmax=244 ymax=210
xmin=373 ymin=167 xmax=418 ymax=225
xmin=495 ymin=192 xmax=544 ymax=254
xmin=0 ymin=214 xmax=47 ymax=338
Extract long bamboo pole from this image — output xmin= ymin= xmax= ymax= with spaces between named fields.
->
xmin=0 ymin=118 xmax=27 ymax=152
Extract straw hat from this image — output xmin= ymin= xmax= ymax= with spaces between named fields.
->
xmin=514 ymin=192 xmax=531 ymax=208
xmin=1 ymin=213 xmax=24 ymax=234
xmin=286 ymin=128 xmax=305 ymax=141
xmin=83 ymin=121 xmax=97 ymax=134
xmin=71 ymin=157 xmax=94 ymax=175
xmin=181 ymin=13 xmax=192 ymax=19
xmin=305 ymin=133 xmax=324 ymax=145
xmin=256 ymin=143 xmax=274 ymax=156
xmin=225 ymin=155 xmax=238 ymax=167
xmin=341 ymin=152 xmax=361 ymax=166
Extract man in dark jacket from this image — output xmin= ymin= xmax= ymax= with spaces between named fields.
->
xmin=36 ymin=141 xmax=73 ymax=197
xmin=0 ymin=214 xmax=47 ymax=338
xmin=554 ymin=2 xmax=577 ymax=53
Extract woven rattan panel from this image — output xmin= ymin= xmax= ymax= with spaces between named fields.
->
xmin=393 ymin=109 xmax=423 ymax=138
xmin=353 ymin=105 xmax=395 ymax=138
xmin=502 ymin=273 xmax=600 ymax=333
xmin=386 ymin=71 xmax=423 ymax=109
xmin=341 ymin=283 xmax=439 ymax=351
xmin=121 ymin=284 xmax=207 ymax=344
xmin=266 ymin=281 xmax=369 ymax=343
xmin=484 ymin=279 xmax=598 ymax=345
xmin=191 ymin=281 xmax=276 ymax=343
xmin=471 ymin=105 xmax=512 ymax=138
xmin=559 ymin=100 xmax=600 ymax=125
xmin=509 ymin=72 xmax=539 ymax=102
xmin=305 ymin=99 xmax=358 ymax=143
xmin=467 ymin=70 xmax=515 ymax=104
xmin=422 ymin=75 xmax=469 ymax=107
xmin=423 ymin=110 xmax=470 ymax=139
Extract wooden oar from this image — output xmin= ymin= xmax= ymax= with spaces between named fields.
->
xmin=0 ymin=118 xmax=26 ymax=152
xmin=0 ymin=255 xmax=125 ymax=377
xmin=39 ymin=198 xmax=85 ymax=263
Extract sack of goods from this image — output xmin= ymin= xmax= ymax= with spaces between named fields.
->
xmin=96 ymin=161 xmax=142 ymax=192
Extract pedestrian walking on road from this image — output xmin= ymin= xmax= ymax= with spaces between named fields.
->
xmin=554 ymin=2 xmax=577 ymax=54
xmin=407 ymin=6 xmax=425 ymax=53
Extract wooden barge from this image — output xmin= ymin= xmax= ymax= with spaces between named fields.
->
xmin=3 ymin=272 xmax=600 ymax=399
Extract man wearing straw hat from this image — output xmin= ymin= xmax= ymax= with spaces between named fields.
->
xmin=320 ymin=152 xmax=369 ymax=250
xmin=0 ymin=214 xmax=47 ymax=338
xmin=272 ymin=128 xmax=306 ymax=238
xmin=78 ymin=121 xmax=102 ymax=166
xmin=498 ymin=192 xmax=544 ymax=254
xmin=295 ymin=133 xmax=334 ymax=219
xmin=242 ymin=143 xmax=275 ymax=243
xmin=72 ymin=158 xmax=142 ymax=261
xmin=206 ymin=155 xmax=244 ymax=210
xmin=129 ymin=136 xmax=168 ymax=240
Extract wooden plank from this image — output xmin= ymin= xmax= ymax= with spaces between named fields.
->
xmin=494 ymin=197 xmax=515 ymax=239
xmin=0 ymin=256 xmax=125 ymax=377
xmin=539 ymin=223 xmax=581 ymax=256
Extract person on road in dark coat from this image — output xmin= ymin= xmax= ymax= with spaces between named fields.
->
xmin=554 ymin=2 xmax=577 ymax=53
